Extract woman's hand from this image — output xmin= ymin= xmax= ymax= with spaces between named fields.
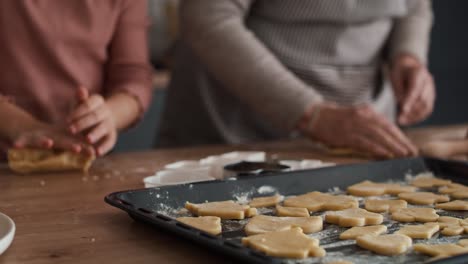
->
xmin=390 ymin=54 xmax=436 ymax=126
xmin=302 ymin=103 xmax=418 ymax=158
xmin=68 ymin=87 xmax=117 ymax=156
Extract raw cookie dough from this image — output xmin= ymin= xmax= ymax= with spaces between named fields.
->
xmin=249 ymin=195 xmax=283 ymax=208
xmin=185 ymin=201 xmax=257 ymax=220
xmin=410 ymin=174 xmax=452 ymax=188
xmin=413 ymin=243 xmax=468 ymax=258
xmin=356 ymin=234 xmax=412 ymax=256
xmin=8 ymin=148 xmax=95 ymax=174
xmin=176 ymin=216 xmax=222 ymax=235
xmin=339 ymin=225 xmax=387 ymax=240
xmin=242 ymin=227 xmax=326 ymax=259
xmin=244 ymin=215 xmax=322 ymax=236
xmin=398 ymin=192 xmax=449 ymax=205
xmin=276 ymin=205 xmax=309 ymax=217
xmin=347 ymin=180 xmax=415 ymax=197
xmin=391 ymin=208 xmax=439 ymax=223
xmin=439 ymin=183 xmax=468 ymax=199
xmin=436 ymin=200 xmax=468 ymax=211
xmin=283 ymin=192 xmax=358 ymax=212
xmin=437 ymin=216 xmax=468 ymax=236
xmin=325 ymin=208 xmax=383 ymax=227
xmin=364 ymin=199 xmax=407 ymax=213
xmin=459 ymin=239 xmax=468 ymax=247
xmin=395 ymin=223 xmax=440 ymax=239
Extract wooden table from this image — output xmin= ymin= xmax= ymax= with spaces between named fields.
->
xmin=0 ymin=125 xmax=466 ymax=264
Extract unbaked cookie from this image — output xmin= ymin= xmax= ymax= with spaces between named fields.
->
xmin=395 ymin=223 xmax=439 ymax=239
xmin=391 ymin=208 xmax=439 ymax=223
xmin=176 ymin=216 xmax=222 ymax=235
xmin=185 ymin=201 xmax=257 ymax=220
xmin=347 ymin=180 xmax=415 ymax=197
xmin=244 ymin=215 xmax=322 ymax=236
xmin=356 ymin=234 xmax=412 ymax=256
xmin=439 ymin=183 xmax=468 ymax=199
xmin=436 ymin=200 xmax=468 ymax=211
xmin=249 ymin=195 xmax=284 ymax=208
xmin=364 ymin=199 xmax=407 ymax=213
xmin=410 ymin=174 xmax=452 ymax=188
xmin=413 ymin=243 xmax=468 ymax=258
xmin=459 ymin=239 xmax=468 ymax=247
xmin=325 ymin=208 xmax=383 ymax=227
xmin=339 ymin=225 xmax=387 ymax=240
xmin=283 ymin=192 xmax=358 ymax=212
xmin=398 ymin=192 xmax=449 ymax=205
xmin=276 ymin=205 xmax=309 ymax=217
xmin=437 ymin=216 xmax=468 ymax=236
xmin=242 ymin=227 xmax=326 ymax=259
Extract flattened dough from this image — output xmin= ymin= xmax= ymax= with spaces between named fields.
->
xmin=438 ymin=216 xmax=468 ymax=236
xmin=364 ymin=199 xmax=407 ymax=213
xmin=413 ymin=243 xmax=468 ymax=258
xmin=276 ymin=205 xmax=309 ymax=217
xmin=339 ymin=225 xmax=387 ymax=240
xmin=439 ymin=183 xmax=468 ymax=199
xmin=244 ymin=215 xmax=322 ymax=236
xmin=325 ymin=208 xmax=383 ymax=227
xmin=436 ymin=200 xmax=468 ymax=211
xmin=391 ymin=208 xmax=439 ymax=223
xmin=249 ymin=195 xmax=283 ymax=208
xmin=242 ymin=227 xmax=326 ymax=259
xmin=398 ymin=192 xmax=449 ymax=205
xmin=411 ymin=174 xmax=451 ymax=188
xmin=283 ymin=192 xmax=358 ymax=212
xmin=347 ymin=180 xmax=415 ymax=197
xmin=356 ymin=234 xmax=412 ymax=256
xmin=8 ymin=148 xmax=95 ymax=174
xmin=176 ymin=216 xmax=222 ymax=235
xmin=395 ymin=223 xmax=439 ymax=239
xmin=185 ymin=201 xmax=257 ymax=220
xmin=459 ymin=239 xmax=468 ymax=247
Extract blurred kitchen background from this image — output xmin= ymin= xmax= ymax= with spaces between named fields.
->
xmin=115 ymin=0 xmax=468 ymax=152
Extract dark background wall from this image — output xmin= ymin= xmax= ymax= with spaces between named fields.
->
xmin=115 ymin=0 xmax=468 ymax=152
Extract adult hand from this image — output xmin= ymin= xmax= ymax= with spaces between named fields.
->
xmin=68 ymin=87 xmax=117 ymax=156
xmin=390 ymin=54 xmax=435 ymax=126
xmin=302 ymin=103 xmax=418 ymax=158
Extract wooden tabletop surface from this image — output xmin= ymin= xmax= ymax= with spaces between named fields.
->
xmin=0 ymin=124 xmax=467 ymax=264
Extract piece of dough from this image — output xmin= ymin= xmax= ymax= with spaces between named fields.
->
xmin=364 ymin=199 xmax=407 ymax=213
xmin=391 ymin=208 xmax=439 ymax=223
xmin=356 ymin=234 xmax=412 ymax=256
xmin=244 ymin=215 xmax=322 ymax=236
xmin=413 ymin=243 xmax=468 ymax=258
xmin=283 ymin=192 xmax=358 ymax=212
xmin=439 ymin=183 xmax=468 ymax=199
xmin=438 ymin=216 xmax=468 ymax=236
xmin=339 ymin=225 xmax=387 ymax=240
xmin=325 ymin=208 xmax=383 ymax=227
xmin=436 ymin=200 xmax=468 ymax=211
xmin=185 ymin=201 xmax=257 ymax=220
xmin=249 ymin=195 xmax=283 ymax=208
xmin=347 ymin=180 xmax=415 ymax=197
xmin=241 ymin=227 xmax=326 ymax=259
xmin=176 ymin=216 xmax=222 ymax=235
xmin=410 ymin=174 xmax=452 ymax=188
xmin=459 ymin=239 xmax=468 ymax=247
xmin=276 ymin=205 xmax=309 ymax=217
xmin=8 ymin=148 xmax=95 ymax=174
xmin=395 ymin=223 xmax=439 ymax=239
xmin=398 ymin=192 xmax=449 ymax=205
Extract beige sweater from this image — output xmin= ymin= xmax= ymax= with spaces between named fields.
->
xmin=158 ymin=0 xmax=433 ymax=147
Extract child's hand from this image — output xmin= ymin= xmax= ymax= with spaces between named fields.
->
xmin=68 ymin=87 xmax=117 ymax=156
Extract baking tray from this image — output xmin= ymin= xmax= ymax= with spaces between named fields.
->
xmin=105 ymin=157 xmax=468 ymax=264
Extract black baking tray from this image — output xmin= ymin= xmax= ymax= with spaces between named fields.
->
xmin=105 ymin=157 xmax=468 ymax=264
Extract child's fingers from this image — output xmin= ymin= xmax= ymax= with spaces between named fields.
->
xmin=96 ymin=134 xmax=116 ymax=156
xmin=68 ymin=95 xmax=104 ymax=122
xmin=14 ymin=135 xmax=53 ymax=149
xmin=51 ymin=136 xmax=82 ymax=153
xmin=69 ymin=106 xmax=109 ymax=134
xmin=86 ymin=122 xmax=109 ymax=144
xmin=77 ymin=86 xmax=89 ymax=102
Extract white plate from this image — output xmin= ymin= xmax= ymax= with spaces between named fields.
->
xmin=0 ymin=212 xmax=15 ymax=255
